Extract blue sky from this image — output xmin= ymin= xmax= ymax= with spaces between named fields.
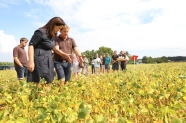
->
xmin=0 ymin=0 xmax=186 ymax=62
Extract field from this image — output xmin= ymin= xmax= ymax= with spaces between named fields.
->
xmin=0 ymin=63 xmax=186 ymax=123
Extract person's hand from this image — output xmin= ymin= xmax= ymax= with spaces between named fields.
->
xmin=66 ymin=54 xmax=72 ymax=63
xmin=79 ymin=62 xmax=84 ymax=68
xmin=28 ymin=61 xmax=35 ymax=72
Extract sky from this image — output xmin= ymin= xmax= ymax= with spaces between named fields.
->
xmin=0 ymin=0 xmax=186 ymax=62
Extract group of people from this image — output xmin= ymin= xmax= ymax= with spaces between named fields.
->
xmin=91 ymin=51 xmax=129 ymax=74
xmin=13 ymin=17 xmax=84 ymax=85
xmin=13 ymin=16 xmax=129 ymax=85
xmin=72 ymin=54 xmax=89 ymax=76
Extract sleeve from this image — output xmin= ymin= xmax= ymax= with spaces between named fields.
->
xmin=29 ymin=29 xmax=43 ymax=47
xmin=71 ymin=38 xmax=77 ymax=49
xmin=13 ymin=47 xmax=18 ymax=57
xmin=54 ymin=37 xmax=59 ymax=46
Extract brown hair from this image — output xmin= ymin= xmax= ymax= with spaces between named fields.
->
xmin=42 ymin=17 xmax=65 ymax=37
xmin=20 ymin=37 xmax=28 ymax=43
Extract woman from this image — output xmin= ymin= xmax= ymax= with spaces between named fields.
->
xmin=27 ymin=17 xmax=65 ymax=83
xmin=72 ymin=53 xmax=81 ymax=76
xmin=82 ymin=55 xmax=89 ymax=75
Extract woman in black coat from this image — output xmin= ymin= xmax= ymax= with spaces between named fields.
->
xmin=27 ymin=17 xmax=65 ymax=84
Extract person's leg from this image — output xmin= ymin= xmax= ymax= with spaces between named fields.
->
xmin=102 ymin=65 xmax=105 ymax=73
xmin=124 ymin=63 xmax=127 ymax=70
xmin=120 ymin=64 xmax=124 ymax=71
xmin=15 ymin=67 xmax=20 ymax=80
xmin=54 ymin=61 xmax=65 ymax=85
xmin=98 ymin=67 xmax=100 ymax=74
xmin=24 ymin=67 xmax=28 ymax=79
xmin=116 ymin=63 xmax=119 ymax=71
xmin=91 ymin=65 xmax=93 ymax=74
xmin=15 ymin=67 xmax=25 ymax=80
xmin=95 ymin=67 xmax=97 ymax=74
xmin=63 ymin=62 xmax=72 ymax=84
xmin=112 ymin=63 xmax=116 ymax=72
xmin=95 ymin=67 xmax=100 ymax=74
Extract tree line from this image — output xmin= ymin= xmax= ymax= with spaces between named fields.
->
xmin=0 ymin=62 xmax=14 ymax=66
xmin=141 ymin=56 xmax=168 ymax=64
xmin=0 ymin=46 xmax=185 ymax=66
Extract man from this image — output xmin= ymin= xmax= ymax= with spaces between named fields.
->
xmin=101 ymin=54 xmax=106 ymax=73
xmin=91 ymin=57 xmax=96 ymax=74
xmin=53 ymin=24 xmax=83 ymax=85
xmin=112 ymin=51 xmax=119 ymax=71
xmin=94 ymin=53 xmax=101 ymax=74
xmin=105 ymin=53 xmax=111 ymax=73
xmin=119 ymin=51 xmax=129 ymax=71
xmin=13 ymin=37 xmax=28 ymax=80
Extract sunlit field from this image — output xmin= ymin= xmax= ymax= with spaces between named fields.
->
xmin=0 ymin=62 xmax=186 ymax=123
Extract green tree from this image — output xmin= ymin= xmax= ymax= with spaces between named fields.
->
xmin=142 ymin=56 xmax=148 ymax=63
xmin=161 ymin=56 xmax=168 ymax=63
xmin=147 ymin=56 xmax=155 ymax=63
xmin=97 ymin=46 xmax=113 ymax=57
xmin=155 ymin=58 xmax=163 ymax=63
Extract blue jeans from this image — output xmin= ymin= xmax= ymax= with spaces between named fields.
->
xmin=105 ymin=64 xmax=110 ymax=70
xmin=15 ymin=66 xmax=28 ymax=79
xmin=54 ymin=60 xmax=72 ymax=82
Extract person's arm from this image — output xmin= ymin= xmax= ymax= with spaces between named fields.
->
xmin=73 ymin=47 xmax=83 ymax=63
xmin=109 ymin=57 xmax=111 ymax=64
xmin=125 ymin=55 xmax=129 ymax=63
xmin=112 ymin=56 xmax=116 ymax=63
xmin=13 ymin=47 xmax=23 ymax=67
xmin=14 ymin=57 xmax=23 ymax=67
xmin=28 ymin=45 xmax=35 ymax=72
xmin=27 ymin=29 xmax=43 ymax=72
xmin=53 ymin=45 xmax=72 ymax=62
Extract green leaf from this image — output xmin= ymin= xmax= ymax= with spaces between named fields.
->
xmin=148 ymin=104 xmax=154 ymax=109
xmin=78 ymin=111 xmax=86 ymax=119
xmin=79 ymin=102 xmax=84 ymax=109
xmin=117 ymin=118 xmax=127 ymax=123
xmin=171 ymin=118 xmax=182 ymax=123
xmin=78 ymin=106 xmax=89 ymax=119
xmin=16 ymin=117 xmax=26 ymax=123
xmin=94 ymin=115 xmax=105 ymax=123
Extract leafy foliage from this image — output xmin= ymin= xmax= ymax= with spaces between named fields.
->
xmin=0 ymin=63 xmax=186 ymax=122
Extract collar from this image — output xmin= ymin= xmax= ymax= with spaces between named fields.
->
xmin=59 ymin=34 xmax=69 ymax=41
xmin=19 ymin=45 xmax=24 ymax=49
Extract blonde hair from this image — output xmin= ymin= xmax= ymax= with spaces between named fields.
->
xmin=60 ymin=24 xmax=70 ymax=31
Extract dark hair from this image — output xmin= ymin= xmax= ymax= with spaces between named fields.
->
xmin=20 ymin=37 xmax=28 ymax=43
xmin=42 ymin=17 xmax=65 ymax=37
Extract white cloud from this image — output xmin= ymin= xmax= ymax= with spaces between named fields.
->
xmin=0 ymin=30 xmax=18 ymax=53
xmin=1 ymin=0 xmax=185 ymax=61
